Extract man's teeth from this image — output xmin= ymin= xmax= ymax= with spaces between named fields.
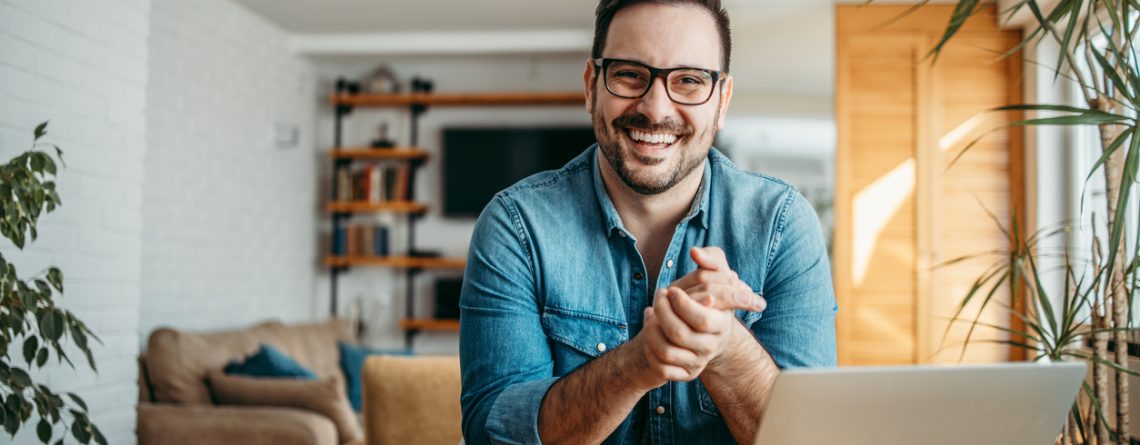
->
xmin=629 ymin=129 xmax=678 ymax=145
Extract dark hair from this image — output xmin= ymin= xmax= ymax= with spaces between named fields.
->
xmin=591 ymin=0 xmax=731 ymax=73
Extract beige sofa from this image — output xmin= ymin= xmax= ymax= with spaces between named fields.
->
xmin=137 ymin=319 xmax=362 ymax=445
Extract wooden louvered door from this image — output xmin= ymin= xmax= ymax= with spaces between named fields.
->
xmin=834 ymin=4 xmax=1024 ymax=365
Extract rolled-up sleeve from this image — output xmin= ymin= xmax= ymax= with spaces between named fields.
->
xmin=460 ymin=194 xmax=556 ymax=445
xmin=756 ymin=191 xmax=838 ymax=368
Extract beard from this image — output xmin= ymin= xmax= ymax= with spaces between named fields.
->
xmin=592 ymin=95 xmax=720 ymax=196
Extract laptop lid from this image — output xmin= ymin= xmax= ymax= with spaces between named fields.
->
xmin=752 ymin=362 xmax=1086 ymax=445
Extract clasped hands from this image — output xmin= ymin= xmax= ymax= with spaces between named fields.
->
xmin=632 ymin=246 xmax=765 ymax=390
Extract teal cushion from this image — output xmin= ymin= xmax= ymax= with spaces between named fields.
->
xmin=338 ymin=341 xmax=412 ymax=411
xmin=225 ymin=344 xmax=317 ymax=380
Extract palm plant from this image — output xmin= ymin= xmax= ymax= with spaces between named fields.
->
xmin=901 ymin=0 xmax=1140 ymax=443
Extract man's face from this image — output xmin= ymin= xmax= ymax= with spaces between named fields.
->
xmin=585 ymin=3 xmax=732 ymax=195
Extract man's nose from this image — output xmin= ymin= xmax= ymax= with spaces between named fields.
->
xmin=635 ymin=77 xmax=677 ymax=124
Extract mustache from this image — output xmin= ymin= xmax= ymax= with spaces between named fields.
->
xmin=612 ymin=113 xmax=689 ymax=135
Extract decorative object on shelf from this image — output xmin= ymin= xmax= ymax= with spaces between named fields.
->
xmin=335 ymin=77 xmax=361 ymax=95
xmin=410 ymin=76 xmax=434 ymax=93
xmin=370 ymin=122 xmax=396 ymax=149
xmin=363 ymin=64 xmax=401 ymax=94
xmin=0 ymin=122 xmax=107 ymax=444
xmin=408 ymin=248 xmax=442 ymax=258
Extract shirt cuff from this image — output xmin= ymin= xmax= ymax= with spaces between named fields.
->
xmin=485 ymin=377 xmax=560 ymax=444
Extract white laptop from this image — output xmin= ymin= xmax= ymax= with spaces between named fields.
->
xmin=753 ymin=362 xmax=1086 ymax=445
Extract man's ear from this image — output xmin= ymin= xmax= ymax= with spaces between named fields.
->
xmin=716 ymin=74 xmax=733 ymax=129
xmin=583 ymin=58 xmax=596 ymax=114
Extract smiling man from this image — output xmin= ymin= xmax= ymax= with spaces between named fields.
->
xmin=458 ymin=1 xmax=837 ymax=444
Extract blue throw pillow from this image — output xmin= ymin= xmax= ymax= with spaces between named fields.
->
xmin=339 ymin=341 xmax=412 ymax=412
xmin=225 ymin=344 xmax=317 ymax=380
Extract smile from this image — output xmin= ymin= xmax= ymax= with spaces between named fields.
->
xmin=627 ymin=129 xmax=679 ymax=145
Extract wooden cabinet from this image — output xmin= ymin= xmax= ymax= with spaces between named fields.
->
xmin=834 ymin=4 xmax=1024 ymax=365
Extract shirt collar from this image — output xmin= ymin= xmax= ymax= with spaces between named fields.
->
xmin=590 ymin=144 xmax=712 ymax=238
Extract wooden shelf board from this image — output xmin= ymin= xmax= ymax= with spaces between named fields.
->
xmin=330 ymin=92 xmax=585 ymax=107
xmin=325 ymin=255 xmax=466 ymax=269
xmin=329 ymin=148 xmax=429 ymax=160
xmin=401 ymin=319 xmax=460 ymax=332
xmin=327 ymin=201 xmax=427 ymax=214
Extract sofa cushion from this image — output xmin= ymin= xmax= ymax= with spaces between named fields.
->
xmin=226 ymin=344 xmax=317 ymax=380
xmin=208 ymin=371 xmax=363 ymax=444
xmin=337 ymin=342 xmax=411 ymax=411
xmin=145 ymin=319 xmax=354 ymax=404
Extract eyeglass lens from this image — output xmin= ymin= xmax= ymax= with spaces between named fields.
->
xmin=604 ymin=60 xmax=715 ymax=105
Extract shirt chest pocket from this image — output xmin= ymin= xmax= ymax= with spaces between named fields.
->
xmin=541 ymin=306 xmax=628 ymax=375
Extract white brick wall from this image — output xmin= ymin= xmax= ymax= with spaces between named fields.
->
xmin=0 ymin=0 xmax=149 ymax=443
xmin=139 ymin=0 xmax=318 ymax=336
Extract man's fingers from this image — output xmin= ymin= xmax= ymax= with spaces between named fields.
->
xmin=653 ymin=288 xmax=695 ymax=346
xmin=690 ymin=246 xmax=729 ymax=271
xmin=670 ymin=268 xmax=736 ymax=292
xmin=683 ymin=281 xmax=766 ymax=313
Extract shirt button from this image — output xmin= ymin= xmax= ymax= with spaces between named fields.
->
xmin=666 ymin=259 xmax=674 ymax=268
xmin=597 ymin=342 xmax=607 ymax=352
xmin=633 ymin=272 xmax=643 ymax=280
xmin=656 ymin=405 xmax=666 ymax=415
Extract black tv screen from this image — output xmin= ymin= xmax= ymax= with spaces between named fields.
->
xmin=443 ymin=127 xmax=596 ymax=217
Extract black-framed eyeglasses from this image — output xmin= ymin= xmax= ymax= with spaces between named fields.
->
xmin=593 ymin=58 xmax=725 ymax=106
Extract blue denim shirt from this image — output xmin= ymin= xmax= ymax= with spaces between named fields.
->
xmin=459 ymin=145 xmax=837 ymax=445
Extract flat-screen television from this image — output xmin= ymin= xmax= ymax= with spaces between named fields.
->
xmin=442 ymin=126 xmax=596 ymax=217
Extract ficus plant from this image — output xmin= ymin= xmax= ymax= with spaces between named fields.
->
xmin=0 ymin=122 xmax=105 ymax=444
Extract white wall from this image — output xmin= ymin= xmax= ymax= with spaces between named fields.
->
xmin=139 ymin=0 xmax=320 ymax=336
xmin=0 ymin=0 xmax=150 ymax=443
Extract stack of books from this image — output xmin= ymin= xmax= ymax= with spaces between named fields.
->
xmin=336 ymin=165 xmax=410 ymax=203
xmin=332 ymin=222 xmax=389 ymax=256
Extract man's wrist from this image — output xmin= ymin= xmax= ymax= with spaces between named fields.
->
xmin=706 ymin=320 xmax=753 ymax=376
xmin=620 ymin=334 xmax=665 ymax=393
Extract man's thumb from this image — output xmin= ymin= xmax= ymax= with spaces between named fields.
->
xmin=690 ymin=247 xmax=722 ymax=270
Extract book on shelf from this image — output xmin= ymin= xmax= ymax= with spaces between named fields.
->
xmin=337 ymin=164 xmax=412 ymax=204
xmin=335 ymin=221 xmax=391 ymax=257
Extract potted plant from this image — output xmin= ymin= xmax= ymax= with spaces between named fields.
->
xmin=1 ymin=122 xmax=106 ymax=444
xmin=905 ymin=1 xmax=1140 ymax=443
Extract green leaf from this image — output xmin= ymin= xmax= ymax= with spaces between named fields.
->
xmin=37 ymin=418 xmax=51 ymax=442
xmin=23 ymin=336 xmax=38 ymax=364
xmin=70 ymin=324 xmax=87 ymax=350
xmin=66 ymin=394 xmax=86 ymax=411
xmin=36 ymin=347 xmax=48 ymax=367
xmin=47 ymin=268 xmax=63 ymax=293
xmin=1010 ymin=113 xmax=1131 ymax=126
xmin=39 ymin=310 xmax=63 ymax=342
xmin=71 ymin=417 xmax=91 ymax=444
xmin=91 ymin=426 xmax=106 ymax=445
xmin=928 ymin=0 xmax=980 ymax=62
xmin=52 ymin=145 xmax=64 ymax=168
xmin=34 ymin=122 xmax=47 ymax=141
xmin=10 ymin=367 xmax=31 ymax=389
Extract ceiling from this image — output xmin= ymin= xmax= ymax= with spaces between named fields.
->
xmin=231 ymin=0 xmax=836 ymax=99
xmin=231 ymin=0 xmax=831 ymax=34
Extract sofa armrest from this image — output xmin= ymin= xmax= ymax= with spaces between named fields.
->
xmin=138 ymin=402 xmax=338 ymax=445
xmin=362 ymin=355 xmax=461 ymax=445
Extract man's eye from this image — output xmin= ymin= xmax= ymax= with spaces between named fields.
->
xmin=677 ymin=76 xmax=706 ymax=85
xmin=615 ymin=70 xmax=645 ymax=80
